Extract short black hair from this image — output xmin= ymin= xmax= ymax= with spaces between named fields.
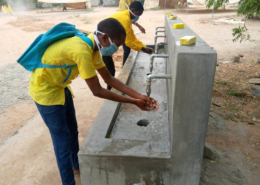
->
xmin=129 ymin=1 xmax=144 ymax=12
xmin=97 ymin=18 xmax=126 ymax=40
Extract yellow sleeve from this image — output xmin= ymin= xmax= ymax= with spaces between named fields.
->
xmin=92 ymin=51 xmax=106 ymax=70
xmin=124 ymin=23 xmax=146 ymax=51
xmin=70 ymin=51 xmax=97 ymax=79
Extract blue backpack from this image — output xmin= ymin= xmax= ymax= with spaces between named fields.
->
xmin=17 ymin=22 xmax=93 ymax=83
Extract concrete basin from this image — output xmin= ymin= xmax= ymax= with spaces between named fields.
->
xmin=79 ymin=14 xmax=217 ymax=185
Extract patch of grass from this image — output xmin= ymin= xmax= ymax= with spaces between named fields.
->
xmin=174 ymin=5 xmax=181 ymax=9
xmin=83 ymin=8 xmax=93 ymax=12
xmin=253 ymin=102 xmax=260 ymax=108
xmin=250 ymin=59 xmax=257 ymax=64
xmin=215 ymin=80 xmax=230 ymax=86
xmin=150 ymin=7 xmax=159 ymax=10
xmin=226 ymin=89 xmax=246 ymax=97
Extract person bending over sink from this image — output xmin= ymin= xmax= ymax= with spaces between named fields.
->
xmin=18 ymin=18 xmax=159 ymax=185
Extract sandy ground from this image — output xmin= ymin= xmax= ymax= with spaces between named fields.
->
xmin=0 ymin=6 xmax=260 ymax=185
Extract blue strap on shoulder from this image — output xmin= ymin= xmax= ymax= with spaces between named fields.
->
xmin=76 ymin=33 xmax=94 ymax=50
xmin=42 ymin=34 xmax=93 ymax=84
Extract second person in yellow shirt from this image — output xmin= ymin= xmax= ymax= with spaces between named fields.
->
xmin=103 ymin=1 xmax=154 ymax=90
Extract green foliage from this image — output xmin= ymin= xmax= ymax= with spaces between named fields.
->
xmin=28 ymin=0 xmax=38 ymax=3
xmin=205 ymin=0 xmax=229 ymax=11
xmin=237 ymin=0 xmax=260 ymax=17
xmin=226 ymin=89 xmax=246 ymax=97
xmin=232 ymin=26 xmax=250 ymax=42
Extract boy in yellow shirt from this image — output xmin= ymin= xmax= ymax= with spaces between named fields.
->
xmin=29 ymin=18 xmax=159 ymax=185
xmin=103 ymin=1 xmax=153 ymax=90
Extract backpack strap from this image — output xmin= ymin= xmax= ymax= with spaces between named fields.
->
xmin=76 ymin=33 xmax=94 ymax=50
xmin=42 ymin=35 xmax=94 ymax=84
xmin=41 ymin=64 xmax=77 ymax=83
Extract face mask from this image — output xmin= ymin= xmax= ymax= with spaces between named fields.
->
xmin=93 ymin=27 xmax=118 ymax=57
xmin=125 ymin=3 xmax=139 ymax=22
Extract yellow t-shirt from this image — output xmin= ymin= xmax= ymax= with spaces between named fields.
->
xmin=29 ymin=33 xmax=105 ymax=106
xmin=109 ymin=10 xmax=146 ymax=51
xmin=118 ymin=0 xmax=134 ymax=12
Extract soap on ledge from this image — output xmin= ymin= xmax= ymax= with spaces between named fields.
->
xmin=169 ymin=16 xmax=177 ymax=20
xmin=173 ymin=23 xmax=184 ymax=29
xmin=180 ymin=36 xmax=197 ymax=45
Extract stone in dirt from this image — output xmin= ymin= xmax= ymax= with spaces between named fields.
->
xmin=203 ymin=142 xmax=216 ymax=160
xmin=231 ymin=56 xmax=240 ymax=62
xmin=251 ymin=85 xmax=260 ymax=97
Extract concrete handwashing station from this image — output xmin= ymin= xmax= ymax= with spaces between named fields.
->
xmin=79 ymin=13 xmax=217 ymax=185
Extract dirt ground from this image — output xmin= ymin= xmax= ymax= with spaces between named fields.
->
xmin=0 ymin=6 xmax=260 ymax=185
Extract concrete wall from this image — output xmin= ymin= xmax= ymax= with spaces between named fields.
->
xmin=165 ymin=14 xmax=216 ymax=184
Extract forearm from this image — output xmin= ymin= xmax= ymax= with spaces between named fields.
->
xmin=96 ymin=87 xmax=137 ymax=104
xmin=132 ymin=22 xmax=140 ymax=27
xmin=106 ymin=77 xmax=142 ymax=99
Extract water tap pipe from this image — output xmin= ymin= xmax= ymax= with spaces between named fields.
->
xmin=150 ymin=54 xmax=169 ymax=73
xmin=155 ymin=30 xmax=165 ymax=35
xmin=155 ymin=42 xmax=167 ymax=54
xmin=154 ymin=35 xmax=166 ymax=47
xmin=146 ymin=73 xmax=171 ymax=97
xmin=155 ymin=26 xmax=165 ymax=31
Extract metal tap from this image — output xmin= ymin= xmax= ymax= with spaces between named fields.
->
xmin=155 ymin=30 xmax=165 ymax=35
xmin=154 ymin=35 xmax=166 ymax=46
xmin=150 ymin=54 xmax=169 ymax=73
xmin=146 ymin=73 xmax=171 ymax=97
xmin=155 ymin=26 xmax=165 ymax=31
xmin=155 ymin=42 xmax=167 ymax=54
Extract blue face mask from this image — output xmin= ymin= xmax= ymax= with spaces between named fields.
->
xmin=94 ymin=28 xmax=119 ymax=57
xmin=132 ymin=16 xmax=139 ymax=22
xmin=100 ymin=42 xmax=118 ymax=56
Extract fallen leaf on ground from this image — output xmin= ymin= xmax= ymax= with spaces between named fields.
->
xmin=248 ymin=122 xmax=255 ymax=126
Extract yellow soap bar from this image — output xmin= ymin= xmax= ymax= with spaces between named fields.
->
xmin=180 ymin=36 xmax=197 ymax=45
xmin=173 ymin=23 xmax=184 ymax=29
xmin=165 ymin=12 xmax=172 ymax=14
xmin=169 ymin=16 xmax=177 ymax=20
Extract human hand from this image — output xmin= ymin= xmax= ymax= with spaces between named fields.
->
xmin=135 ymin=99 xmax=153 ymax=111
xmin=138 ymin=25 xmax=146 ymax=34
xmin=137 ymin=95 xmax=160 ymax=111
xmin=141 ymin=47 xmax=155 ymax=54
xmin=147 ymin=97 xmax=160 ymax=111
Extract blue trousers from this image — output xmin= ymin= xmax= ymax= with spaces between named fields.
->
xmin=36 ymin=88 xmax=79 ymax=185
xmin=122 ymin=42 xmax=131 ymax=66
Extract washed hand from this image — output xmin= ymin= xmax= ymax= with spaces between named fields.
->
xmin=137 ymin=95 xmax=160 ymax=111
